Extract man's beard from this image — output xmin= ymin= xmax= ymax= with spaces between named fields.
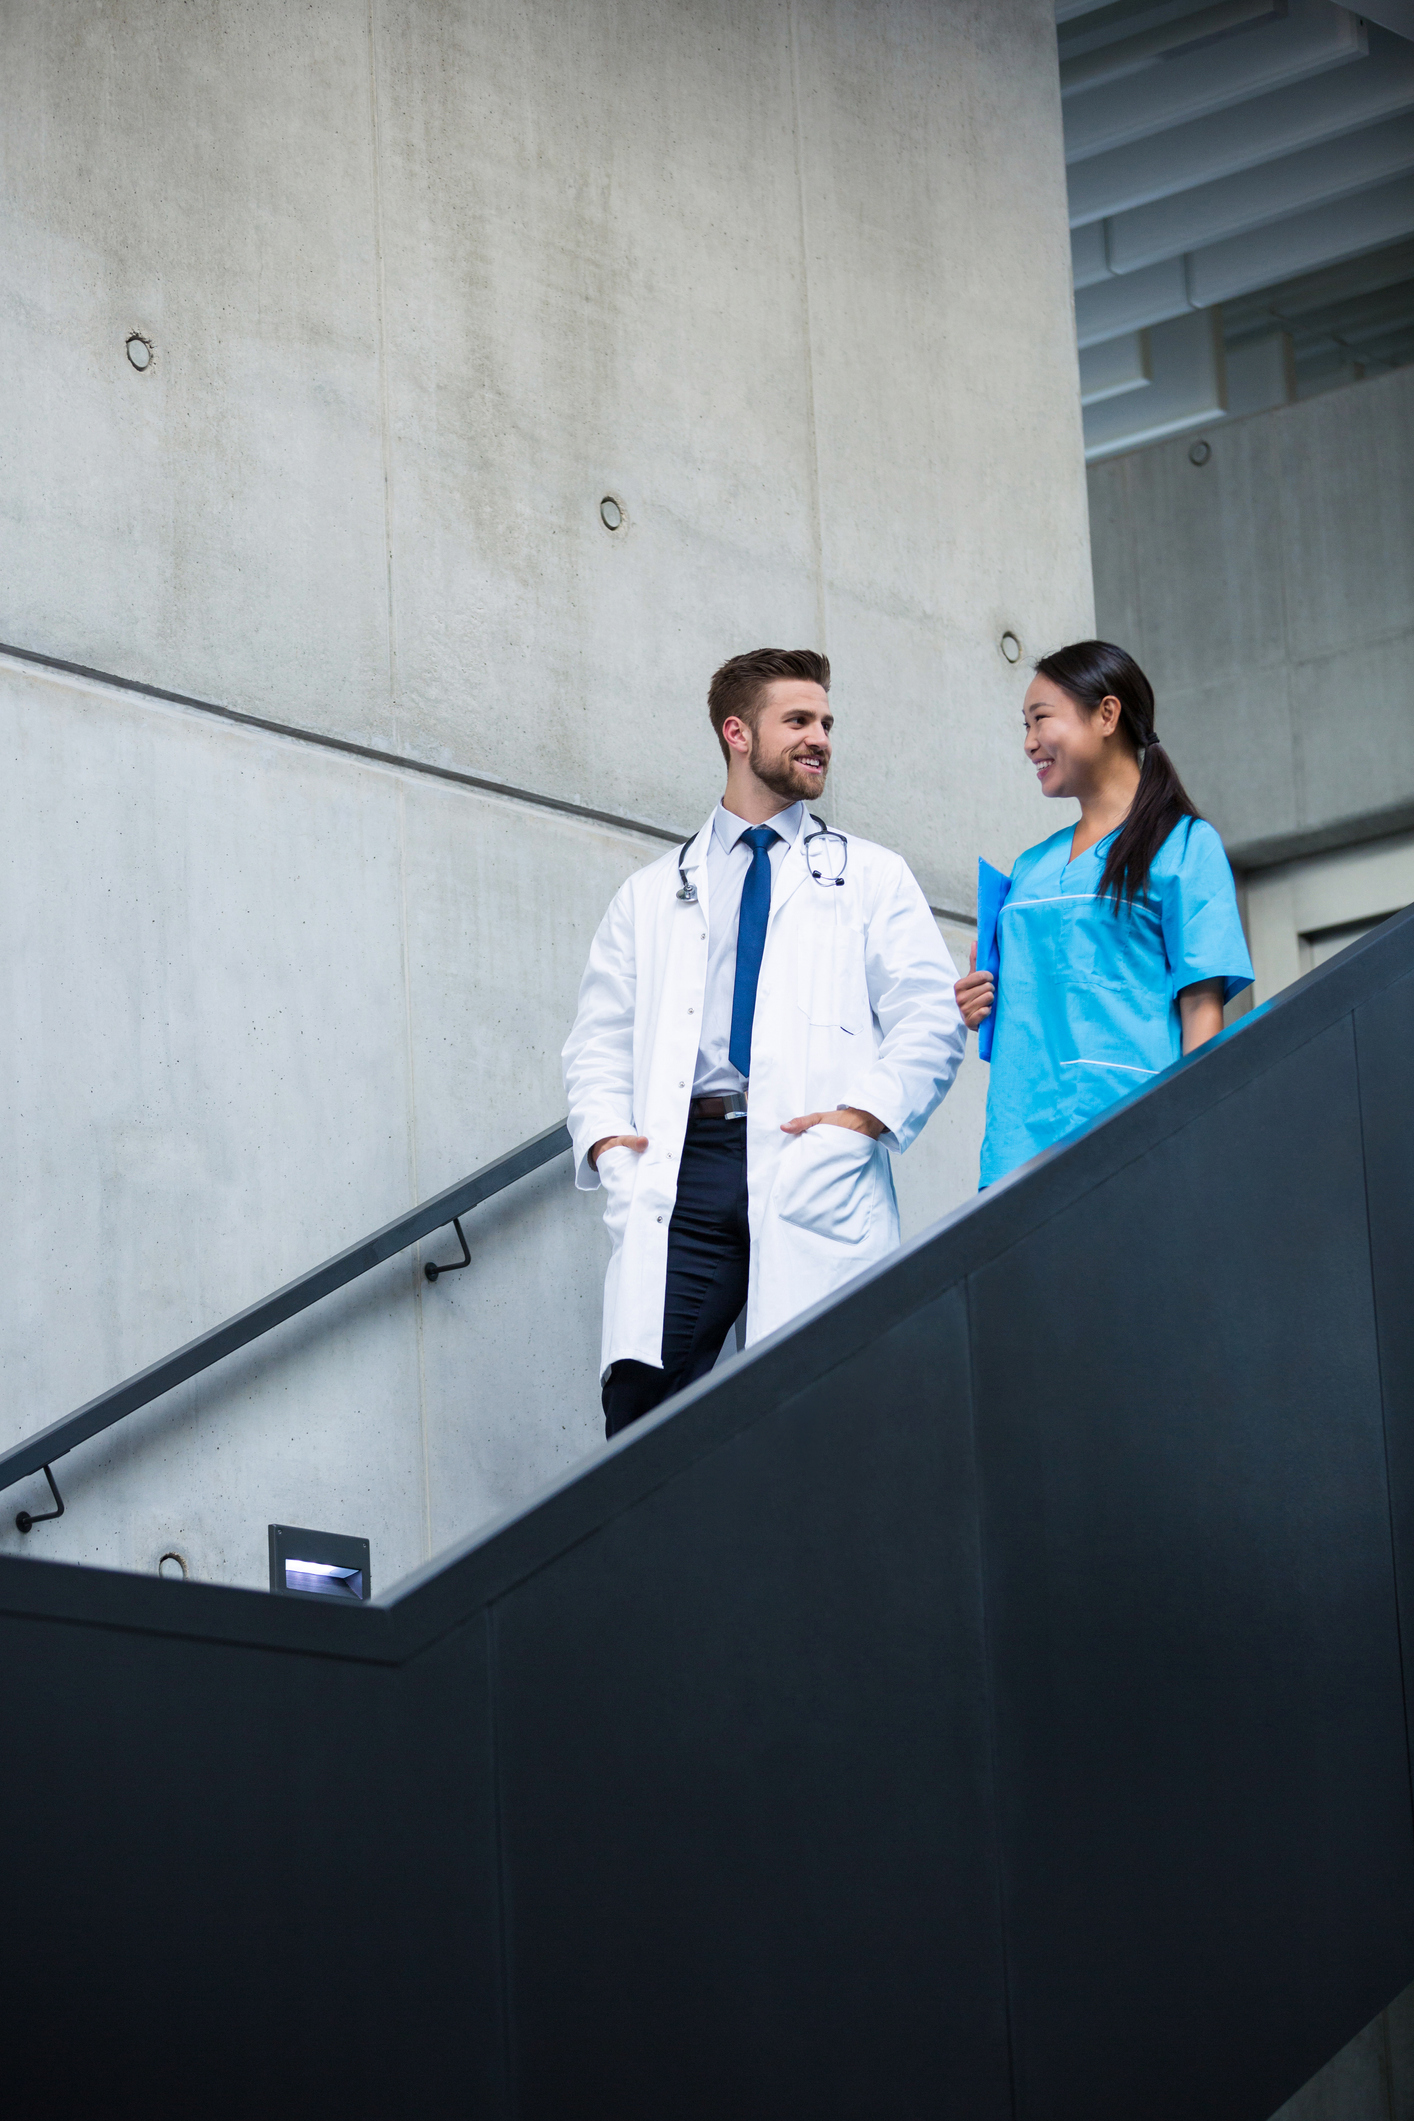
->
xmin=749 ymin=735 xmax=829 ymax=803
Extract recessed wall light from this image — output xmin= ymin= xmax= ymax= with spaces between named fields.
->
xmin=1188 ymin=438 xmax=1211 ymax=466
xmin=126 ymin=333 xmax=153 ymax=371
xmin=269 ymin=1522 xmax=371 ymax=1601
xmin=1000 ymin=631 xmax=1022 ymax=664
xmin=600 ymin=495 xmax=624 ymax=530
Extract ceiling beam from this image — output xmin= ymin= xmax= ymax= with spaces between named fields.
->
xmin=1078 ymin=331 xmax=1154 ymax=404
xmin=1190 ymin=170 xmax=1414 ymax=302
xmin=1067 ymin=28 xmax=1414 ymax=225
xmin=1220 ymin=235 xmax=1414 ymax=353
xmin=1057 ymin=0 xmax=1217 ymax=32
xmin=1224 ymin=237 xmax=1414 ymax=335
xmin=1083 ymin=311 xmax=1224 ymax=458
xmin=1063 ymin=0 xmax=1366 ymax=162
xmin=1076 ymin=256 xmax=1192 ymax=344
xmin=1356 ymin=1 xmax=1414 ymax=41
xmin=1077 ymin=177 xmax=1414 ymax=344
xmin=1072 ymin=221 xmax=1112 ymax=288
xmin=1106 ymin=112 xmax=1414 ymax=271
xmin=1058 ymin=0 xmax=1250 ymax=58
xmin=1060 ymin=0 xmax=1281 ymax=98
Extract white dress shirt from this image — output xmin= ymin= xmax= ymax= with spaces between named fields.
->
xmin=692 ymin=799 xmax=805 ymax=1095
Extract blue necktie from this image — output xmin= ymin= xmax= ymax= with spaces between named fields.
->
xmin=729 ymin=825 xmax=779 ymax=1078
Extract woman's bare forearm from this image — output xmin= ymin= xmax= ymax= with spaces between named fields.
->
xmin=1179 ymin=978 xmax=1224 ymax=1055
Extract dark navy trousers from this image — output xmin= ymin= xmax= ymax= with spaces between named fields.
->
xmin=602 ymin=1118 xmax=749 ymax=1439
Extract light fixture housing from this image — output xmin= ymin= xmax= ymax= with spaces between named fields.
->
xmin=268 ymin=1523 xmax=371 ymax=1601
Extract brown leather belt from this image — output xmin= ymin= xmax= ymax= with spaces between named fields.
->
xmin=688 ymin=1092 xmax=748 ymax=1122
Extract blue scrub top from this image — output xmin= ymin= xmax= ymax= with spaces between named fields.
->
xmin=979 ymin=816 xmax=1253 ymax=1188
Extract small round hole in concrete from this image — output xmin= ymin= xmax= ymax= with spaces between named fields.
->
xmin=126 ymin=334 xmax=153 ymax=372
xmin=158 ymin=1551 xmax=188 ymax=1581
xmin=1000 ymin=631 xmax=1022 ymax=664
xmin=599 ymin=495 xmax=623 ymax=531
xmin=1188 ymin=438 xmax=1211 ymax=466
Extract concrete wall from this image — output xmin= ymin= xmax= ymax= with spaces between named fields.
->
xmin=1088 ymin=363 xmax=1414 ymax=869
xmin=0 ymin=0 xmax=1092 ymax=1591
xmin=1245 ymin=830 xmax=1414 ymax=1004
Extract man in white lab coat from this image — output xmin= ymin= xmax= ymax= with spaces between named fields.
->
xmin=563 ymin=647 xmax=966 ymax=1437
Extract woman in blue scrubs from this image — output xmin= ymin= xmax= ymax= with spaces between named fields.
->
xmin=957 ymin=640 xmax=1253 ymax=1187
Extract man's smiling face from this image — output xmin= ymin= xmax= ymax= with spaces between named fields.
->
xmin=744 ymin=678 xmax=833 ymax=803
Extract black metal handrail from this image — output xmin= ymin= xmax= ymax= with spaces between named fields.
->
xmin=0 ymin=1120 xmax=571 ymax=1516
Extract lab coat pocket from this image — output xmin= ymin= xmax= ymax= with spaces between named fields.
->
xmin=796 ymin=908 xmax=868 ymax=1032
xmin=773 ymin=1123 xmax=877 ymax=1246
xmin=597 ymin=1145 xmax=638 ymax=1247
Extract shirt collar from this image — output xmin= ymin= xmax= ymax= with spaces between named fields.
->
xmin=713 ymin=799 xmax=805 ymax=854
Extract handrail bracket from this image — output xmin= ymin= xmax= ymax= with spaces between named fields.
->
xmin=424 ymin=1216 xmax=472 ymax=1284
xmin=17 ymin=1464 xmax=65 ymax=1535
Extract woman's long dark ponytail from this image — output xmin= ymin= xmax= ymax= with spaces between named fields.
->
xmin=1033 ymin=639 xmax=1198 ymax=906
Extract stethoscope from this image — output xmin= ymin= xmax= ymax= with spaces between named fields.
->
xmin=676 ymin=814 xmax=848 ymax=902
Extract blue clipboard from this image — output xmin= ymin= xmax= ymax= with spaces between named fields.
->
xmin=975 ymin=858 xmax=1010 ymax=1062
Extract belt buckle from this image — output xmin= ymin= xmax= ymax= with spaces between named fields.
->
xmin=721 ymin=1091 xmax=748 ymax=1121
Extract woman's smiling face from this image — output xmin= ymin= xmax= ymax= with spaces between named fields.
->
xmin=1022 ymin=673 xmax=1116 ymax=800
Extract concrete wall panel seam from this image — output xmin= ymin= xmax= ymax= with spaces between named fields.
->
xmin=0 ymin=639 xmax=684 ymax=847
xmin=394 ymin=778 xmax=435 ymax=1564
xmin=787 ymin=0 xmax=831 ymax=672
xmin=0 ymin=635 xmax=981 ymax=920
xmin=365 ymin=0 xmax=401 ymax=743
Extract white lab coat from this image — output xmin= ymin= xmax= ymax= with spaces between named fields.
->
xmin=563 ymin=806 xmax=965 ymax=1378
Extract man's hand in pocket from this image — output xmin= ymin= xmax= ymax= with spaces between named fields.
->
xmin=590 ymin=1134 xmax=648 ymax=1168
xmin=780 ymin=1108 xmax=884 ymax=1138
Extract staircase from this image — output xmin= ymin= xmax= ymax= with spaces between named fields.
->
xmin=2 ymin=908 xmax=1412 ymax=2119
